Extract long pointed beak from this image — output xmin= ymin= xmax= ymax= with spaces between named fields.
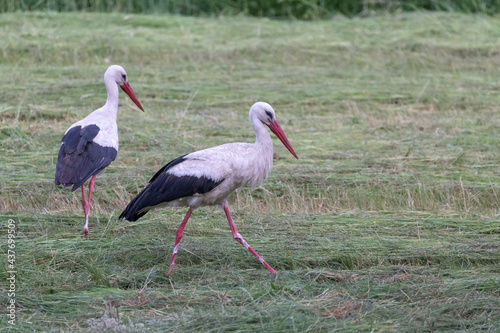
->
xmin=120 ymin=82 xmax=144 ymax=112
xmin=267 ymin=120 xmax=299 ymax=159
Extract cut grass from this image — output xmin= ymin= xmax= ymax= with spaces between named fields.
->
xmin=2 ymin=211 xmax=499 ymax=331
xmin=1 ymin=11 xmax=500 ymax=331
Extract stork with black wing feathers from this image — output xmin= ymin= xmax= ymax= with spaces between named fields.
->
xmin=55 ymin=65 xmax=144 ymax=237
xmin=120 ymin=102 xmax=298 ymax=274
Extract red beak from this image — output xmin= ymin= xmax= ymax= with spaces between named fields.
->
xmin=267 ymin=120 xmax=298 ymax=159
xmin=120 ymin=82 xmax=144 ymax=112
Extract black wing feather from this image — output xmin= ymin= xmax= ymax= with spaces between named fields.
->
xmin=77 ymin=125 xmax=100 ymax=154
xmin=119 ymin=155 xmax=224 ymax=221
xmin=55 ymin=125 xmax=117 ymax=191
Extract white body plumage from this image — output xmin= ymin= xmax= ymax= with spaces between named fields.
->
xmin=166 ymin=138 xmax=273 ymax=208
xmin=66 ymin=106 xmax=119 ymax=150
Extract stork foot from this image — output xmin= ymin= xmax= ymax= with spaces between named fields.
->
xmin=81 ymin=228 xmax=90 ymax=239
xmin=223 ymin=205 xmax=277 ymax=273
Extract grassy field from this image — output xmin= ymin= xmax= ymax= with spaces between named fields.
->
xmin=1 ymin=11 xmax=500 ymax=332
xmin=4 ymin=0 xmax=500 ymax=17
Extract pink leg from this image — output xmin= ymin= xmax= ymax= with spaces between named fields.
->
xmin=88 ymin=175 xmax=96 ymax=203
xmin=81 ymin=175 xmax=97 ymax=238
xmin=168 ymin=208 xmax=193 ymax=274
xmin=81 ymin=185 xmax=89 ymax=237
xmin=224 ymin=205 xmax=277 ymax=273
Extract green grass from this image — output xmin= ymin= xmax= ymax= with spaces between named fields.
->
xmin=3 ymin=0 xmax=500 ymax=18
xmin=1 ymin=11 xmax=500 ymax=331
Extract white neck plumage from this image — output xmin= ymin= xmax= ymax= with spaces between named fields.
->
xmin=102 ymin=76 xmax=120 ymax=120
xmin=249 ymin=115 xmax=274 ymax=187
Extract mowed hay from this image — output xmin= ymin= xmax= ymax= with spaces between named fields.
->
xmin=0 ymin=12 xmax=499 ymax=332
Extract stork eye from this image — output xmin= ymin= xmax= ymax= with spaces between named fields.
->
xmin=265 ymin=110 xmax=273 ymax=119
xmin=121 ymin=74 xmax=127 ymax=81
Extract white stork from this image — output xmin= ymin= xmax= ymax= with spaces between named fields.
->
xmin=120 ymin=102 xmax=298 ymax=274
xmin=55 ymin=65 xmax=144 ymax=237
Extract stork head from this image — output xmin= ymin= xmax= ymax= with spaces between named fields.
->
xmin=105 ymin=65 xmax=145 ymax=112
xmin=250 ymin=102 xmax=298 ymax=159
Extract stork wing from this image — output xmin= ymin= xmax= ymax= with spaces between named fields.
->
xmin=55 ymin=125 xmax=117 ymax=191
xmin=119 ymin=155 xmax=225 ymax=221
